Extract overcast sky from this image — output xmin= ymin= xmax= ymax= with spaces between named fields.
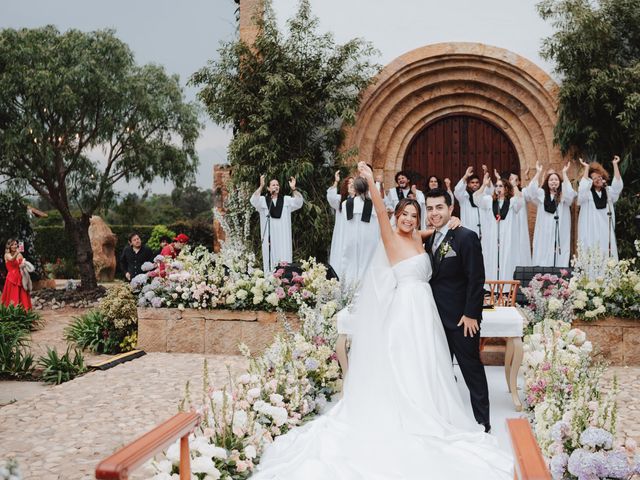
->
xmin=2 ymin=0 xmax=556 ymax=194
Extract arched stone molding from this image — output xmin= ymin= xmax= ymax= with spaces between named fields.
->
xmin=343 ymin=43 xmax=564 ymax=185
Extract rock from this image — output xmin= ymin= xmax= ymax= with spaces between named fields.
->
xmin=89 ymin=216 xmax=117 ymax=282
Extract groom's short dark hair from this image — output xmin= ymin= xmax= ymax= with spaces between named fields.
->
xmin=425 ymin=188 xmax=452 ymax=207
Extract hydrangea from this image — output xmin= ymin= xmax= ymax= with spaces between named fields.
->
xmin=549 ymin=452 xmax=568 ymax=479
xmin=580 ymin=427 xmax=613 ymax=450
xmin=602 ymin=449 xmax=632 ymax=478
xmin=141 ymin=261 xmax=156 ymax=272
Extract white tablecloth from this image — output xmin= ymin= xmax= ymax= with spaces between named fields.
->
xmin=480 ymin=306 xmax=523 ymax=338
xmin=338 ymin=306 xmax=524 ymax=338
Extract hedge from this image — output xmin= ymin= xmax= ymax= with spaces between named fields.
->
xmin=34 ymin=220 xmax=215 ymax=279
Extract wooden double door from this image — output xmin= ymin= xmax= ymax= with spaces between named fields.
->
xmin=403 ymin=115 xmax=520 ymax=190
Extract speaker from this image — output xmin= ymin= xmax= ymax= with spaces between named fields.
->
xmin=512 ymin=266 xmax=573 ymax=305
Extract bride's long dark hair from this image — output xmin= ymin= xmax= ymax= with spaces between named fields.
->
xmin=394 ymin=198 xmax=422 ymax=228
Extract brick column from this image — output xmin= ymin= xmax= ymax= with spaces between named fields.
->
xmin=239 ymin=0 xmax=264 ymax=45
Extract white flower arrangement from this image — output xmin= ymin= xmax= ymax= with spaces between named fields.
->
xmin=569 ymin=245 xmax=640 ymax=321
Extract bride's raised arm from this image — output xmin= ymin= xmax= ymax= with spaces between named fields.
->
xmin=358 ymin=162 xmax=396 ymax=253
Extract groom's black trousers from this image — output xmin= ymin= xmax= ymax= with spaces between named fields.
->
xmin=443 ymin=327 xmax=490 ymax=426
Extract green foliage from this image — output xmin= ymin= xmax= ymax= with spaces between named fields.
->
xmin=614 ymin=193 xmax=640 ymax=259
xmin=37 ymin=346 xmax=86 ymax=385
xmin=538 ymin=0 xmax=640 ymax=189
xmin=43 ymin=257 xmax=79 ymax=279
xmin=0 ymin=321 xmax=34 ymax=378
xmin=99 ymin=282 xmax=137 ymax=330
xmin=33 ymin=221 xmax=214 ymax=278
xmin=64 ymin=310 xmax=119 ymax=353
xmin=0 ymin=190 xmax=43 ymax=282
xmin=147 ymin=225 xmax=177 ymax=252
xmin=32 ymin=226 xmax=76 ymax=264
xmin=0 ymin=304 xmax=42 ymax=331
xmin=0 ymin=26 xmax=201 ymax=288
xmin=65 ymin=283 xmax=138 ymax=353
xmin=119 ymin=331 xmax=138 ymax=353
xmin=191 ymin=0 xmax=379 ymax=261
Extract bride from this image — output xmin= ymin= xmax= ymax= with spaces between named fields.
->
xmin=251 ymin=163 xmax=513 ymax=479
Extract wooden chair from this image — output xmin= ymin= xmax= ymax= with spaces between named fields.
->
xmin=480 ymin=280 xmax=521 ymax=355
xmin=484 ymin=280 xmax=520 ymax=307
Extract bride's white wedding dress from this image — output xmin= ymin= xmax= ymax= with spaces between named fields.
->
xmin=252 ymin=248 xmax=513 ymax=479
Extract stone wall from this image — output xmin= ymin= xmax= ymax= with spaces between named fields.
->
xmin=137 ymin=308 xmax=299 ymax=355
xmin=573 ymin=317 xmax=640 ymax=366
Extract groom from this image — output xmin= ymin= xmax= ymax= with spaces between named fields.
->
xmin=424 ymin=188 xmax=491 ymax=433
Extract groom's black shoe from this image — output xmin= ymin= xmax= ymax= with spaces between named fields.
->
xmin=482 ymin=423 xmax=491 ymax=433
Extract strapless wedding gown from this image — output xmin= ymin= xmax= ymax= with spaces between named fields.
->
xmin=252 ymin=252 xmax=513 ymax=479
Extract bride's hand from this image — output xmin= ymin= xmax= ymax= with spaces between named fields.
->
xmin=357 ymin=161 xmax=374 ymax=181
xmin=447 ymin=216 xmax=462 ymax=229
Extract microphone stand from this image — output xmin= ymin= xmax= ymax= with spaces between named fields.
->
xmin=496 ymin=215 xmax=501 ymax=280
xmin=553 ymin=212 xmax=560 ymax=267
xmin=607 ymin=203 xmax=613 ymax=258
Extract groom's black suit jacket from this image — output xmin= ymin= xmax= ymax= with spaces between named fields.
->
xmin=425 ymin=227 xmax=485 ymax=330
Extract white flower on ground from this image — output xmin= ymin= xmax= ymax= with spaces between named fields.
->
xmin=244 ymin=445 xmax=257 ymax=459
xmin=165 ymin=441 xmax=180 ymax=463
xmin=233 ymin=410 xmax=248 ymax=436
xmin=191 ymin=456 xmax=220 ymax=477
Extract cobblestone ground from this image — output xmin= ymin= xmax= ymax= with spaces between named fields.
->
xmin=0 ymin=353 xmax=248 ymax=480
xmin=1 ymin=308 xmax=638 ymax=479
xmin=30 ymin=308 xmax=108 ymax=363
xmin=601 ymin=367 xmax=640 ymax=444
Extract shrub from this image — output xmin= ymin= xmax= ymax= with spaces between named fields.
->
xmin=0 ymin=304 xmax=42 ymax=331
xmin=0 ymin=322 xmax=34 ymax=378
xmin=64 ymin=310 xmax=118 ymax=353
xmin=37 ymin=346 xmax=86 ymax=385
xmin=65 ymin=283 xmax=138 ymax=354
xmin=42 ymin=257 xmax=80 ymax=279
xmin=147 ymin=224 xmax=177 ymax=252
xmin=99 ymin=283 xmax=137 ymax=330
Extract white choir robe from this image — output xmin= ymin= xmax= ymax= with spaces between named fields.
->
xmin=327 ymin=186 xmax=346 ymax=275
xmin=480 ymin=193 xmax=524 ymax=282
xmin=514 ymin=187 xmax=532 ymax=268
xmin=250 ymin=193 xmax=304 ymax=273
xmin=577 ymin=177 xmax=624 ymax=260
xmin=527 ymin=178 xmax=577 ymax=267
xmin=338 ymin=197 xmax=381 ymax=289
xmin=385 ymin=187 xmax=427 ymax=230
xmin=454 ymin=179 xmax=484 ymax=238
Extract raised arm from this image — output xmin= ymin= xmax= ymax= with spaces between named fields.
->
xmin=358 ymin=162 xmax=395 ymax=251
xmin=577 ymin=158 xmax=591 ymax=205
xmin=610 ymin=155 xmax=624 ymax=202
xmin=288 ymin=177 xmax=304 ymax=210
xmin=561 ymin=162 xmax=577 ymax=204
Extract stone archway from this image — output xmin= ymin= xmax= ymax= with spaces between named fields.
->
xmin=342 ymin=43 xmax=564 ymax=186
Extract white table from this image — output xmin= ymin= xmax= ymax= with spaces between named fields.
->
xmin=481 ymin=306 xmax=524 ymax=411
xmin=336 ymin=305 xmax=525 ymax=411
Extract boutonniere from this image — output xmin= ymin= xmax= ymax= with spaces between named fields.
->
xmin=438 ymin=240 xmax=452 ymax=257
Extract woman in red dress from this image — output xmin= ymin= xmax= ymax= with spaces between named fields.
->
xmin=1 ymin=238 xmax=32 ymax=310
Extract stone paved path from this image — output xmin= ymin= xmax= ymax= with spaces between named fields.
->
xmin=1 ymin=307 xmax=639 ymax=479
xmin=0 ymin=353 xmax=248 ymax=480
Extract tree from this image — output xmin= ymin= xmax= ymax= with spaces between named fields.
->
xmin=191 ymin=0 xmax=379 ymax=262
xmin=0 ymin=27 xmax=201 ymax=289
xmin=537 ymin=0 xmax=640 ymax=190
xmin=171 ymin=185 xmax=213 ymax=219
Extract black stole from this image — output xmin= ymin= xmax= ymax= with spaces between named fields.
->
xmin=591 ymin=186 xmax=607 ymax=209
xmin=346 ymin=197 xmax=373 ymax=223
xmin=396 ymin=187 xmax=409 ymax=200
xmin=266 ymin=194 xmax=284 ymax=218
xmin=492 ymin=198 xmax=510 ymax=220
xmin=543 ymin=192 xmax=558 ymax=214
xmin=467 ymin=188 xmax=477 ymax=208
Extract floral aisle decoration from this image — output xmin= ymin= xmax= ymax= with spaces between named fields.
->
xmin=0 ymin=458 xmax=21 ymax=480
xmin=148 ymin=281 xmax=346 ymax=480
xmin=132 ymin=243 xmax=341 ymax=315
xmin=520 ymin=271 xmax=574 ymax=334
xmin=569 ymin=245 xmax=640 ymax=321
xmin=522 ymin=319 xmax=640 ymax=478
